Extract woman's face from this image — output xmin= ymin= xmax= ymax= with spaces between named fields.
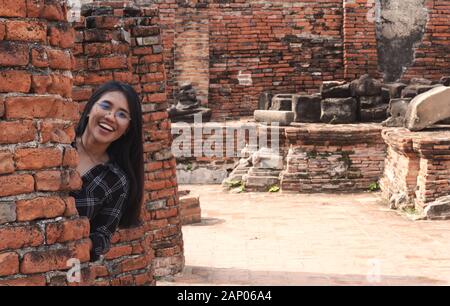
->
xmin=86 ymin=91 xmax=131 ymax=145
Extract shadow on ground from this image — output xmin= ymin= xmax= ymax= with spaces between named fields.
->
xmin=158 ymin=265 xmax=444 ymax=286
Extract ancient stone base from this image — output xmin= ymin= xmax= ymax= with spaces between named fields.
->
xmin=179 ymin=192 xmax=202 ymax=225
xmin=381 ymin=128 xmax=450 ymax=216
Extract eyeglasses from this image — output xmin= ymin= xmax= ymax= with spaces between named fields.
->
xmin=96 ymin=100 xmax=131 ymax=123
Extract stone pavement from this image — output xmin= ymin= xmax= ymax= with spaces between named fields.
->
xmin=158 ymin=185 xmax=450 ymax=286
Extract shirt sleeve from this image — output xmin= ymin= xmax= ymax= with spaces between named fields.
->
xmin=89 ymin=171 xmax=129 ymax=261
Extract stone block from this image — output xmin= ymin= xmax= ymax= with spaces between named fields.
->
xmin=350 ymin=74 xmax=382 ymax=97
xmin=405 ymin=86 xmax=450 ymax=131
xmin=440 ymin=76 xmax=450 ymax=86
xmin=254 ymin=110 xmax=295 ymax=126
xmin=321 ymin=83 xmax=351 ymax=99
xmin=270 ymin=94 xmax=294 ymax=111
xmin=424 ymin=196 xmax=450 ymax=220
xmin=292 ymin=94 xmax=321 ymax=123
xmin=410 ymin=77 xmax=433 ymax=85
xmin=320 ymin=98 xmax=357 ymax=124
xmin=0 ymin=202 xmax=16 ymax=224
xmin=359 ymin=96 xmax=383 ymax=109
xmin=360 ymin=104 xmax=389 ymax=122
xmin=382 ymin=82 xmax=406 ymax=99
xmin=401 ymin=85 xmax=419 ymax=98
xmin=258 ymin=92 xmax=272 ymax=110
xmin=251 ymin=148 xmax=284 ymax=170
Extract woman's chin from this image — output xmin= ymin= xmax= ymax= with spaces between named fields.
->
xmin=93 ymin=130 xmax=117 ymax=144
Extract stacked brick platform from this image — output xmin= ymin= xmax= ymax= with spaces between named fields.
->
xmin=178 ymin=190 xmax=201 ymax=225
xmin=281 ymin=123 xmax=386 ymax=192
xmin=381 ymin=128 xmax=450 ymax=212
xmin=72 ymin=1 xmax=184 ymax=281
xmin=0 ymin=0 xmax=90 ymax=286
xmin=172 ymin=121 xmax=386 ymax=192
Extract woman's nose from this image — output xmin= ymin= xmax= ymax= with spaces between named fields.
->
xmin=104 ymin=111 xmax=116 ymax=121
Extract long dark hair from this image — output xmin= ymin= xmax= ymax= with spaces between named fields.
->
xmin=76 ymin=81 xmax=144 ymax=228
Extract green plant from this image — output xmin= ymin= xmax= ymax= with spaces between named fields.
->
xmin=237 ymin=185 xmax=246 ymax=193
xmin=368 ymin=182 xmax=380 ymax=192
xmin=268 ymin=185 xmax=280 ymax=193
xmin=225 ymin=180 xmax=244 ymax=188
xmin=186 ymin=163 xmax=193 ymax=171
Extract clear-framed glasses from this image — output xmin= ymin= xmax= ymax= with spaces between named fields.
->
xmin=96 ymin=100 xmax=131 ymax=123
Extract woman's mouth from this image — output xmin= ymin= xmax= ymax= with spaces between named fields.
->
xmin=98 ymin=122 xmax=115 ymax=133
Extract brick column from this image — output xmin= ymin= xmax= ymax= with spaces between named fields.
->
xmin=343 ymin=0 xmax=380 ymax=80
xmin=0 ymin=0 xmax=90 ymax=285
xmin=72 ymin=1 xmax=183 ymax=283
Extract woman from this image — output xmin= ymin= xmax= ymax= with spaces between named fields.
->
xmin=70 ymin=81 xmax=144 ymax=261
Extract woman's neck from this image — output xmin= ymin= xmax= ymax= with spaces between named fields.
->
xmin=80 ymin=132 xmax=109 ymax=162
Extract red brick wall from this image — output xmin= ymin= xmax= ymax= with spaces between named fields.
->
xmin=0 ymin=0 xmax=90 ymax=286
xmin=343 ymin=0 xmax=380 ymax=80
xmin=208 ymin=0 xmax=344 ymax=120
xmin=0 ymin=0 xmax=183 ymax=286
xmin=401 ymin=0 xmax=450 ymax=82
xmin=73 ymin=1 xmax=184 ymax=281
xmin=175 ymin=3 xmax=209 ymax=106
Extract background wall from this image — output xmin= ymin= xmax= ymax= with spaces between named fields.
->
xmin=151 ymin=0 xmax=449 ymax=120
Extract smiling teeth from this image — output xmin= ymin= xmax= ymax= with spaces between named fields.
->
xmin=99 ymin=123 xmax=114 ymax=132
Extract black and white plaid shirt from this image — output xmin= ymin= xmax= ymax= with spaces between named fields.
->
xmin=70 ymin=161 xmax=129 ymax=261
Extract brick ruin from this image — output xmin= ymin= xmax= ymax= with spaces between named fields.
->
xmin=153 ymin=0 xmax=449 ymax=120
xmin=0 ymin=0 xmax=183 ymax=286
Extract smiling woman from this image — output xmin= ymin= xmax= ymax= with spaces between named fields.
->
xmin=70 ymin=81 xmax=144 ymax=261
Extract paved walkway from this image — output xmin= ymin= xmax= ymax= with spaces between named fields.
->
xmin=158 ymin=185 xmax=450 ymax=286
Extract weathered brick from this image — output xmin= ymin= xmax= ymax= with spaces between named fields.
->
xmin=5 ymin=96 xmax=79 ymax=120
xmin=0 ymin=151 xmax=14 ymax=174
xmin=0 ymin=252 xmax=19 ymax=276
xmin=0 ymin=225 xmax=43 ymax=251
xmin=0 ymin=0 xmax=26 ymax=17
xmin=40 ymin=1 xmax=68 ymax=21
xmin=14 ymin=147 xmax=63 ymax=170
xmin=63 ymin=197 xmax=78 ymax=217
xmin=31 ymin=74 xmax=52 ymax=94
xmin=0 ymin=202 xmax=16 ymax=224
xmin=47 ymin=49 xmax=73 ymax=70
xmin=46 ymin=218 xmax=90 ymax=244
xmin=104 ymin=244 xmax=133 ymax=260
xmin=49 ymin=73 xmax=73 ymax=98
xmin=0 ymin=41 xmax=29 ymax=66
xmin=26 ymin=0 xmax=44 ymax=18
xmin=0 ymin=274 xmax=46 ymax=286
xmin=0 ymin=70 xmax=31 ymax=93
xmin=20 ymin=240 xmax=91 ymax=274
xmin=31 ymin=46 xmax=49 ymax=68
xmin=48 ymin=23 xmax=75 ymax=49
xmin=0 ymin=174 xmax=34 ymax=197
xmin=5 ymin=20 xmax=47 ymax=42
xmin=15 ymin=197 xmax=66 ymax=222
xmin=98 ymin=55 xmax=128 ymax=70
xmin=62 ymin=147 xmax=79 ymax=167
xmin=0 ymin=120 xmax=36 ymax=144
xmin=40 ymin=121 xmax=76 ymax=144
xmin=35 ymin=169 xmax=82 ymax=192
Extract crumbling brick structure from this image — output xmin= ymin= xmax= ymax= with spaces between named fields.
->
xmin=0 ymin=0 xmax=183 ymax=285
xmin=381 ymin=128 xmax=450 ymax=213
xmin=152 ymin=0 xmax=449 ymax=120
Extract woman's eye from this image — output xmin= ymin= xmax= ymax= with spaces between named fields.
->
xmin=117 ymin=112 xmax=129 ymax=120
xmin=99 ymin=101 xmax=111 ymax=110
